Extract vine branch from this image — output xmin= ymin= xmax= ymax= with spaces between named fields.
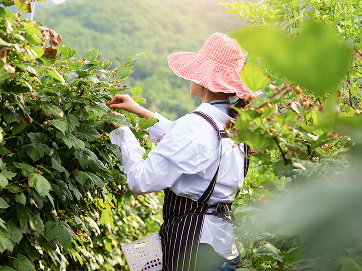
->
xmin=274 ymin=137 xmax=287 ymax=165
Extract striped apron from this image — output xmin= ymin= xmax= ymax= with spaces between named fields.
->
xmin=159 ymin=111 xmax=250 ymax=271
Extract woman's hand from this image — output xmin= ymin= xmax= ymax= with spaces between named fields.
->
xmin=110 ymin=94 xmax=140 ymax=114
xmin=109 ymin=94 xmax=155 ymax=119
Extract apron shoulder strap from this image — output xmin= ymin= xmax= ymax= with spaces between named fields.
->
xmin=192 ymin=111 xmax=228 ymax=139
xmin=191 ymin=111 xmax=225 ymax=204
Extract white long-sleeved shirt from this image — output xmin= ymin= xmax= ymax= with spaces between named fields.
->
xmin=109 ymin=102 xmax=245 ymax=259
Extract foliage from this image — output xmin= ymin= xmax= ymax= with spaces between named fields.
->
xmin=219 ymin=0 xmax=362 ymax=270
xmin=0 ymin=1 xmax=162 ymax=270
xmin=32 ymin=0 xmax=244 ymax=120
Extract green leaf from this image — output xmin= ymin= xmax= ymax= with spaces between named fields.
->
xmin=0 ymin=174 xmax=8 ymax=190
xmin=87 ymin=106 xmax=108 ymax=118
xmin=68 ymin=60 xmax=82 ymax=70
xmin=14 ymin=193 xmax=26 ymax=205
xmin=0 ymin=1 xmax=14 ymax=7
xmin=22 ymin=143 xmax=50 ymax=162
xmin=17 ymin=207 xmax=31 ymax=227
xmin=15 ymin=0 xmax=33 ymax=13
xmin=236 ymin=127 xmax=273 ymax=151
xmin=25 ymin=23 xmax=42 ymax=44
xmin=234 ymin=20 xmax=352 ymax=96
xmin=29 ymin=215 xmax=44 ymax=234
xmin=83 ymin=48 xmax=98 ymax=61
xmin=41 ymin=104 xmax=64 ymax=118
xmin=254 ymin=243 xmax=280 ymax=254
xmin=75 ymin=69 xmax=89 ymax=77
xmin=10 ymin=85 xmax=31 ymax=95
xmin=0 ymin=266 xmax=16 ymax=271
xmin=29 ymin=46 xmax=44 ymax=58
xmin=254 ymin=243 xmax=283 ymax=262
xmin=68 ymin=182 xmax=82 ymax=201
xmin=83 ymin=74 xmax=100 ymax=84
xmin=45 ymin=221 xmax=75 ymax=249
xmin=274 ymin=159 xmax=293 ymax=176
xmin=74 ymin=171 xmax=87 ymax=185
xmin=0 ymin=198 xmax=9 ymax=209
xmin=74 ymin=171 xmax=104 ymax=188
xmin=240 ymin=63 xmax=271 ymax=92
xmin=45 ymin=67 xmax=65 ymax=83
xmin=275 ymin=111 xmax=299 ymax=124
xmin=85 ymin=172 xmax=104 ymax=188
xmin=28 ymin=173 xmax=51 ymax=197
xmin=14 ymin=162 xmax=35 ymax=176
xmin=124 ymin=52 xmax=148 ymax=66
xmin=65 ymin=114 xmax=80 ymax=133
xmin=51 ymin=153 xmax=70 ymax=178
xmin=76 ymin=123 xmax=101 ymax=141
xmin=97 ymin=149 xmax=112 ymax=165
xmin=105 ymin=142 xmax=122 ymax=160
xmin=56 ymin=132 xmax=85 ymax=150
xmin=100 ymin=204 xmax=114 ymax=228
xmin=49 ymin=119 xmax=67 ymax=134
xmin=75 ymin=149 xmax=106 ymax=171
xmin=4 ymin=220 xmax=23 ymax=243
xmin=28 ymin=134 xmax=49 ymax=150
xmin=138 ymin=117 xmax=158 ymax=130
xmin=284 ymin=247 xmax=306 ymax=264
xmin=131 ymin=86 xmax=144 ymax=96
xmin=6 ymin=184 xmax=24 ymax=193
xmin=13 ymin=254 xmax=35 ymax=271
xmin=2 ymin=169 xmax=16 ymax=180
xmin=117 ymin=64 xmax=134 ymax=80
xmin=58 ymin=45 xmax=77 ymax=59
xmin=106 ymin=114 xmax=130 ymax=127
xmin=56 ymin=180 xmax=72 ymax=200
xmin=324 ymin=90 xmax=341 ymax=118
xmin=0 ymin=231 xmax=12 ymax=253
xmin=12 ymin=122 xmax=27 ymax=136
xmin=0 ymin=218 xmax=7 ymax=229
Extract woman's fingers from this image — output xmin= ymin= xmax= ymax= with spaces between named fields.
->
xmin=110 ymin=111 xmax=122 ymax=116
xmin=109 ymin=94 xmax=140 ymax=114
xmin=248 ymin=149 xmax=258 ymax=156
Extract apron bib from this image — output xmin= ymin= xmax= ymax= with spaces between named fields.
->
xmin=159 ymin=111 xmax=249 ymax=271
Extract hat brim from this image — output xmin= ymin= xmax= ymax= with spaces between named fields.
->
xmin=168 ymin=52 xmax=263 ymax=98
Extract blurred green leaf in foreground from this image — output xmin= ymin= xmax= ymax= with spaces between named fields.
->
xmin=235 ymin=20 xmax=353 ymax=97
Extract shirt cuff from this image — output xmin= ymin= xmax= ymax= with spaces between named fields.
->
xmin=148 ymin=112 xmax=173 ymax=143
xmin=109 ymin=127 xmax=144 ymax=175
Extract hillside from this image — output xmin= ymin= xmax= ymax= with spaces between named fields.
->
xmin=34 ymin=0 xmax=244 ymax=119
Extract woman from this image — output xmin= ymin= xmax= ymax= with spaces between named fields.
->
xmin=108 ymin=33 xmax=262 ymax=271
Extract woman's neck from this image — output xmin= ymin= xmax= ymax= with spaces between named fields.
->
xmin=201 ymin=90 xmax=229 ymax=103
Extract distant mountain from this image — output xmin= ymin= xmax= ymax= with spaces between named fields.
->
xmin=34 ymin=0 xmax=244 ymax=119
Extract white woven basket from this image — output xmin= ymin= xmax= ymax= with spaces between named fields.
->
xmin=121 ymin=233 xmax=163 ymax=271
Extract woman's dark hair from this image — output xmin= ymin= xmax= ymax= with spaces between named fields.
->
xmin=228 ymin=96 xmax=249 ymax=118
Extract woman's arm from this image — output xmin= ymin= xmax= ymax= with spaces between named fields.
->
xmin=109 ymin=94 xmax=172 ymax=142
xmin=109 ymin=124 xmax=200 ymax=194
xmin=110 ymin=94 xmax=155 ymax=119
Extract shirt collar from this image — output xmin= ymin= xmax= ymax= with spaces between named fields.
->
xmin=194 ymin=103 xmax=232 ymax=125
xmin=208 ymin=100 xmax=230 ymax=105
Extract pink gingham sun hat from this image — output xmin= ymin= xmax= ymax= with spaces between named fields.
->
xmin=168 ymin=33 xmax=263 ymax=98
